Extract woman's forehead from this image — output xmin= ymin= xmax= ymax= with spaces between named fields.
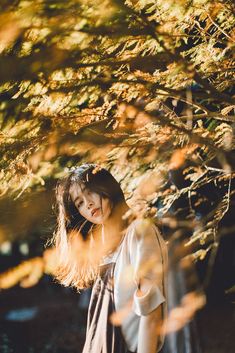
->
xmin=69 ymin=182 xmax=86 ymax=201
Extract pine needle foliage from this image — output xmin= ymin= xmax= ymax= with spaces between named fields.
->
xmin=0 ymin=0 xmax=235 ymax=282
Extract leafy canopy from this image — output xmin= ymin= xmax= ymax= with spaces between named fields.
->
xmin=0 ymin=0 xmax=234 ymax=270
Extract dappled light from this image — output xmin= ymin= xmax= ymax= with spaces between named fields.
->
xmin=0 ymin=0 xmax=235 ymax=352
xmin=161 ymin=291 xmax=206 ymax=334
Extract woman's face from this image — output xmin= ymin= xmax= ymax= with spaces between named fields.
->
xmin=69 ymin=182 xmax=113 ymax=224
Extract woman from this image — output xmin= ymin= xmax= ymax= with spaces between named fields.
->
xmin=52 ymin=164 xmax=168 ymax=353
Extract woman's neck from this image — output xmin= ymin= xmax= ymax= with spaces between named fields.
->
xmin=101 ymin=202 xmax=129 ymax=251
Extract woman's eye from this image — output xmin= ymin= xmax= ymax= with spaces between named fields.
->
xmin=76 ymin=201 xmax=83 ymax=208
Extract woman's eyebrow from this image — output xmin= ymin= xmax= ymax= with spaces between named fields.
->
xmin=73 ymin=196 xmax=81 ymax=204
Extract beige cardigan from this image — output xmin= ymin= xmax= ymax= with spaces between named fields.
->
xmin=102 ymin=219 xmax=168 ymax=352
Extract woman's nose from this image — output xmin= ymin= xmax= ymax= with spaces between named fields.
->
xmin=86 ymin=199 xmax=93 ymax=209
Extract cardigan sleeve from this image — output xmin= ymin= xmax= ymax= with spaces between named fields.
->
xmin=130 ymin=219 xmax=167 ymax=316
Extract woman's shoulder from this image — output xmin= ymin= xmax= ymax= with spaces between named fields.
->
xmin=123 ymin=218 xmax=167 ymax=266
xmin=125 ymin=218 xmax=161 ymax=243
xmin=128 ymin=217 xmax=160 ymax=233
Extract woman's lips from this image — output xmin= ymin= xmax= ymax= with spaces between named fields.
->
xmin=92 ymin=208 xmax=100 ymax=217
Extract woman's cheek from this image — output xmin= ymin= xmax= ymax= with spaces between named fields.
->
xmin=103 ymin=199 xmax=113 ymax=219
xmin=80 ymin=207 xmax=89 ymax=220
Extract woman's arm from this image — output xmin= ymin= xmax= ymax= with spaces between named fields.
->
xmin=136 ymin=279 xmax=162 ymax=353
xmin=138 ymin=305 xmax=162 ymax=353
xmin=130 ymin=220 xmax=167 ymax=353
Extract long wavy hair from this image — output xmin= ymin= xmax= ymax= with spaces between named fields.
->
xmin=50 ymin=164 xmax=127 ymax=290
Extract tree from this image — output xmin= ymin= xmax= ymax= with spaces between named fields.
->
xmin=0 ymin=0 xmax=234 ymax=303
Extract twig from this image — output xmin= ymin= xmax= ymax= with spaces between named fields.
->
xmin=178 ymin=113 xmax=235 ymax=123
xmin=206 ymin=11 xmax=235 ymax=43
xmin=202 ymin=174 xmax=232 ymax=288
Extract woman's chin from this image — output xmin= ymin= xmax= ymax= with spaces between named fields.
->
xmin=90 ymin=215 xmax=105 ymax=225
xmin=94 ymin=214 xmax=111 ymax=225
